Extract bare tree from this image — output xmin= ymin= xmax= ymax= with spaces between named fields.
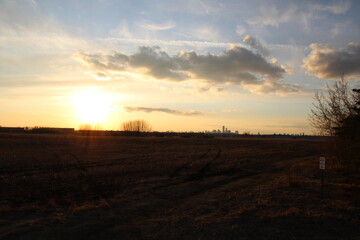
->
xmin=121 ymin=119 xmax=152 ymax=132
xmin=79 ymin=123 xmax=103 ymax=131
xmin=79 ymin=124 xmax=93 ymax=131
xmin=309 ymin=79 xmax=356 ymax=136
xmin=310 ymin=79 xmax=360 ymax=167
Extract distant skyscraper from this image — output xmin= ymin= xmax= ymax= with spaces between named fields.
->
xmin=222 ymin=126 xmax=225 ymax=133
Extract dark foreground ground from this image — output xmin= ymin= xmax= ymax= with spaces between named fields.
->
xmin=0 ymin=133 xmax=359 ymax=239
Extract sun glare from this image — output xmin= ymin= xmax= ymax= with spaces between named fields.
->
xmin=73 ymin=89 xmax=112 ymax=125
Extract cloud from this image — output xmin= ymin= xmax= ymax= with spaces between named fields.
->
xmin=330 ymin=21 xmax=350 ymax=38
xmin=109 ymin=20 xmax=133 ymax=38
xmin=247 ymin=1 xmax=350 ymax=31
xmin=311 ymin=0 xmax=351 ymax=14
xmin=96 ymin=37 xmax=241 ymax=51
xmin=198 ymin=87 xmax=224 ymax=94
xmin=137 ymin=19 xmax=176 ymax=31
xmin=243 ymin=35 xmax=269 ymax=56
xmin=302 ymin=42 xmax=360 ymax=80
xmin=86 ymin=71 xmax=110 ymax=81
xmin=158 ymin=0 xmax=219 ymax=16
xmin=266 ymin=123 xmax=310 ymax=129
xmin=243 ymin=80 xmax=301 ymax=95
xmin=78 ymin=45 xmax=300 ymax=94
xmin=124 ymin=106 xmax=203 ymax=116
xmin=236 ymin=25 xmax=246 ymax=36
xmin=79 ymin=45 xmax=288 ymax=85
xmin=178 ymin=25 xmax=221 ymax=42
xmin=0 ymin=0 xmax=63 ymax=36
xmin=247 ymin=4 xmax=297 ymax=27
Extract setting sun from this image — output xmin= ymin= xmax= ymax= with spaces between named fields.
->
xmin=73 ymin=89 xmax=112 ymax=125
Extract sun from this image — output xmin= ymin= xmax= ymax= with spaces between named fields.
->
xmin=73 ymin=89 xmax=112 ymax=125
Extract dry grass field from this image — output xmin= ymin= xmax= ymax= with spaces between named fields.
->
xmin=0 ymin=133 xmax=359 ymax=239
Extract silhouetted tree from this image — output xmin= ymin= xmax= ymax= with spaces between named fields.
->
xmin=334 ymin=89 xmax=360 ymax=166
xmin=310 ymin=79 xmax=360 ymax=166
xmin=121 ymin=119 xmax=152 ymax=132
xmin=309 ymin=79 xmax=357 ymax=136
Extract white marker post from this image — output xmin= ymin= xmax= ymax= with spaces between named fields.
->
xmin=319 ymin=157 xmax=325 ymax=197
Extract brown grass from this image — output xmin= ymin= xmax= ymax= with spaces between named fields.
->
xmin=0 ymin=133 xmax=359 ymax=239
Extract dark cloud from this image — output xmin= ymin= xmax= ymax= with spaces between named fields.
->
xmin=79 ymin=45 xmax=298 ymax=94
xmin=124 ymin=106 xmax=203 ymax=116
xmin=243 ymin=35 xmax=269 ymax=56
xmin=303 ymin=42 xmax=360 ymax=80
xmin=198 ymin=87 xmax=224 ymax=93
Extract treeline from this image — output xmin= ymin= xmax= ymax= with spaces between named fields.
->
xmin=0 ymin=127 xmax=75 ymax=134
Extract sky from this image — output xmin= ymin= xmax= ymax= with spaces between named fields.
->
xmin=1 ymin=0 xmax=360 ymax=134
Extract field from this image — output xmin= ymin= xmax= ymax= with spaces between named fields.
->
xmin=0 ymin=133 xmax=359 ymax=239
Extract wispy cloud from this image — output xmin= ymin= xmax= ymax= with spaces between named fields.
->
xmin=95 ymin=37 xmax=241 ymax=50
xmin=236 ymin=25 xmax=246 ymax=36
xmin=247 ymin=1 xmax=350 ymax=32
xmin=178 ymin=25 xmax=221 ymax=42
xmin=266 ymin=123 xmax=310 ymax=129
xmin=311 ymin=0 xmax=351 ymax=14
xmin=243 ymin=80 xmax=301 ymax=96
xmin=330 ymin=21 xmax=350 ymax=38
xmin=124 ymin=106 xmax=203 ymax=116
xmin=157 ymin=0 xmax=219 ymax=16
xmin=247 ymin=4 xmax=297 ymax=27
xmin=303 ymin=42 xmax=360 ymax=80
xmin=137 ymin=19 xmax=176 ymax=31
xmin=109 ymin=20 xmax=133 ymax=38
xmin=0 ymin=0 xmax=63 ymax=36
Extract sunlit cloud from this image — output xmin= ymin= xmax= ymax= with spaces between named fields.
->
xmin=178 ymin=25 xmax=221 ymax=42
xmin=243 ymin=80 xmax=301 ymax=96
xmin=94 ymin=37 xmax=242 ymax=51
xmin=78 ymin=45 xmax=299 ymax=94
xmin=197 ymin=87 xmax=224 ymax=94
xmin=303 ymin=42 xmax=360 ymax=80
xmin=86 ymin=71 xmax=110 ymax=81
xmin=124 ymin=106 xmax=203 ymax=116
xmin=137 ymin=19 xmax=176 ymax=31
xmin=266 ymin=122 xmax=310 ymax=129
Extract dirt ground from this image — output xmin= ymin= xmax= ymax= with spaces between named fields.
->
xmin=0 ymin=133 xmax=359 ymax=239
